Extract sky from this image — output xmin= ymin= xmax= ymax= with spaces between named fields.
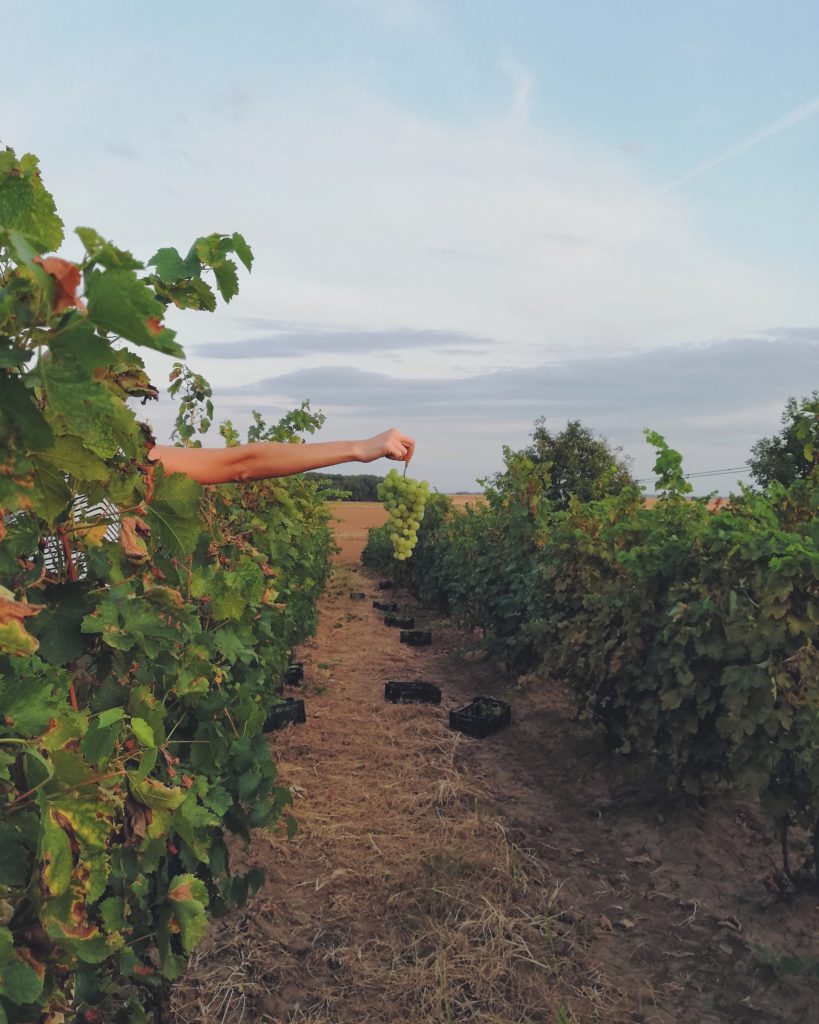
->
xmin=5 ymin=0 xmax=819 ymax=491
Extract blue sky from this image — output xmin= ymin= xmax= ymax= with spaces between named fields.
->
xmin=6 ymin=0 xmax=819 ymax=489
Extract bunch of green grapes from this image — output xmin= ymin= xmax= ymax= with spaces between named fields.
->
xmin=377 ymin=468 xmax=430 ymax=560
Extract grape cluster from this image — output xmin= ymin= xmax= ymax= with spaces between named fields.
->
xmin=377 ymin=468 xmax=430 ymax=560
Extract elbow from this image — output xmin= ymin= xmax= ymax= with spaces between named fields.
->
xmin=231 ymin=448 xmax=258 ymax=483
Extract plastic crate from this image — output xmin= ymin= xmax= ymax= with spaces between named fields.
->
xmin=372 ymin=600 xmax=399 ymax=612
xmin=264 ymin=698 xmax=306 ymax=732
xmin=384 ymin=681 xmax=442 ymax=705
xmin=400 ymin=630 xmax=432 ymax=646
xmin=378 ymin=580 xmax=394 ymax=590
xmin=349 ymin=591 xmax=366 ymax=599
xmin=385 ymin=614 xmax=415 ymax=629
xmin=284 ymin=662 xmax=304 ymax=685
xmin=449 ymin=697 xmax=511 ymax=739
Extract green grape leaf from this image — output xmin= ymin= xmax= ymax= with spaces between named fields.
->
xmin=0 ymin=826 xmax=29 ymax=886
xmin=0 ymin=619 xmax=38 ymax=658
xmin=41 ymin=323 xmax=139 ymax=460
xmin=130 ymin=717 xmax=155 ymax=748
xmin=167 ymin=874 xmax=209 ymax=952
xmin=43 ymin=891 xmax=122 ymax=963
xmin=148 ymin=246 xmax=200 ymax=282
xmin=36 ymin=796 xmax=74 ymax=900
xmin=47 ymin=794 xmax=116 ymax=904
xmin=0 ymin=948 xmax=45 ymax=1005
xmin=97 ymin=707 xmax=126 ymax=728
xmin=146 ymin=471 xmax=203 ymax=556
xmin=0 ymin=374 xmax=54 ymax=451
xmin=1 ymin=667 xmax=68 ymax=735
xmin=128 ymin=775 xmax=186 ymax=812
xmin=0 ymin=928 xmax=12 ymax=967
xmin=85 ymin=268 xmax=183 ymax=356
xmin=0 ymin=149 xmax=64 ymax=253
xmin=75 ymin=226 xmax=142 ymax=269
xmin=212 ymin=260 xmax=239 ymax=303
xmin=99 ymin=897 xmax=127 ymax=933
xmin=231 ymin=232 xmax=253 ymax=271
xmin=28 ymin=583 xmax=95 ymax=665
xmin=81 ymin=720 xmax=120 ymax=766
xmin=152 ymin=275 xmax=217 ymax=312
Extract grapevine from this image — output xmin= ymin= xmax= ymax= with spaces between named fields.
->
xmin=364 ymin=425 xmax=819 ymax=883
xmin=377 ymin=468 xmax=430 ymax=559
xmin=0 ymin=147 xmax=333 ymax=1021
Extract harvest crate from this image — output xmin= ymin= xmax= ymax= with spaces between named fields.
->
xmin=384 ymin=681 xmax=442 ymax=705
xmin=449 ymin=697 xmax=511 ymax=739
xmin=400 ymin=630 xmax=431 ymax=646
xmin=373 ymin=600 xmax=398 ymax=612
xmin=349 ymin=591 xmax=366 ymax=599
xmin=284 ymin=662 xmax=304 ymax=685
xmin=265 ymin=698 xmax=306 ymax=732
xmin=378 ymin=580 xmax=394 ymax=590
xmin=385 ymin=614 xmax=415 ymax=629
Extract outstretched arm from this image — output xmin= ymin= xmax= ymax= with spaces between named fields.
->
xmin=147 ymin=428 xmax=415 ymax=485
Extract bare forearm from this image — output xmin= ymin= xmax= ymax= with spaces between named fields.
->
xmin=149 ymin=440 xmax=360 ymax=484
xmin=148 ymin=428 xmax=414 ymax=485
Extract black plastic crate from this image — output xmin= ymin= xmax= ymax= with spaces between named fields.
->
xmin=349 ymin=591 xmax=366 ymax=599
xmin=284 ymin=662 xmax=304 ymax=685
xmin=378 ymin=580 xmax=394 ymax=590
xmin=400 ymin=630 xmax=431 ymax=646
xmin=265 ymin=698 xmax=306 ymax=732
xmin=373 ymin=600 xmax=399 ymax=612
xmin=449 ymin=697 xmax=511 ymax=739
xmin=384 ymin=681 xmax=441 ymax=704
xmin=385 ymin=614 xmax=415 ymax=629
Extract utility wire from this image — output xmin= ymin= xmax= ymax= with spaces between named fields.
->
xmin=635 ymin=464 xmax=752 ymax=484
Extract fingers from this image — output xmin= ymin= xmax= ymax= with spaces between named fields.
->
xmin=384 ymin=429 xmax=415 ymax=463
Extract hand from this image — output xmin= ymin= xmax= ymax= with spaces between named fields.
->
xmin=358 ymin=428 xmax=415 ymax=465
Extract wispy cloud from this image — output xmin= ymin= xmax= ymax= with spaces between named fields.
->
xmin=500 ymin=56 xmax=535 ymax=125
xmin=194 ymin=325 xmax=496 ymax=359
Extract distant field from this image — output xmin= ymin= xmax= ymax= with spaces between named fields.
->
xmin=328 ymin=494 xmax=485 ymax=562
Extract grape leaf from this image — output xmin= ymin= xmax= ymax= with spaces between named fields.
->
xmin=86 ymin=268 xmax=183 ymax=356
xmin=166 ymin=874 xmax=209 ymax=951
xmin=0 ymin=949 xmax=45 ymax=1005
xmin=148 ymin=246 xmax=200 ymax=282
xmin=36 ymin=796 xmax=74 ymax=899
xmin=146 ymin=472 xmax=203 ymax=556
xmin=0 ymin=826 xmax=29 ymax=886
xmin=0 ymin=149 xmax=64 ymax=253
xmin=231 ymin=232 xmax=253 ymax=271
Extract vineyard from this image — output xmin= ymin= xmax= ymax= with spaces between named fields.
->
xmin=363 ymin=429 xmax=819 ymax=885
xmin=4 ymin=142 xmax=819 ymax=1023
xmin=0 ymin=150 xmax=333 ymax=1021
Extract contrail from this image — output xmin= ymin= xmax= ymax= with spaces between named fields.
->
xmin=656 ymin=94 xmax=819 ymax=196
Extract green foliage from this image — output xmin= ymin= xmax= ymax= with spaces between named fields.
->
xmin=0 ymin=147 xmax=332 ymax=1020
xmin=369 ymin=429 xmax=819 ymax=880
xmin=749 ymin=393 xmax=819 ymax=488
xmin=494 ymin=418 xmax=635 ymax=508
xmin=303 ymin=471 xmax=387 ymax=501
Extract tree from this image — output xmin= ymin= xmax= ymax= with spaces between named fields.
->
xmin=749 ymin=392 xmax=819 ymax=488
xmin=497 ymin=418 xmax=635 ymax=508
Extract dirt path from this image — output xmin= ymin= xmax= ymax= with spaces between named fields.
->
xmin=173 ymin=512 xmax=819 ymax=1024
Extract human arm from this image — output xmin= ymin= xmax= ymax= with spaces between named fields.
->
xmin=146 ymin=428 xmax=415 ymax=485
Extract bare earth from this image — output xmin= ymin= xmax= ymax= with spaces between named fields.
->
xmin=172 ymin=502 xmax=819 ymax=1024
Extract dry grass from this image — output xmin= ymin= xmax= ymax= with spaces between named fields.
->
xmin=171 ymin=566 xmax=622 ymax=1024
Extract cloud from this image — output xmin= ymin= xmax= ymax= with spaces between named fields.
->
xmin=172 ymin=332 xmax=817 ymax=491
xmin=35 ymin=59 xmax=818 ymax=394
xmin=194 ymin=324 xmax=497 ymax=359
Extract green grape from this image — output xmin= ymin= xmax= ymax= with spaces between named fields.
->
xmin=377 ymin=467 xmax=429 ymax=560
